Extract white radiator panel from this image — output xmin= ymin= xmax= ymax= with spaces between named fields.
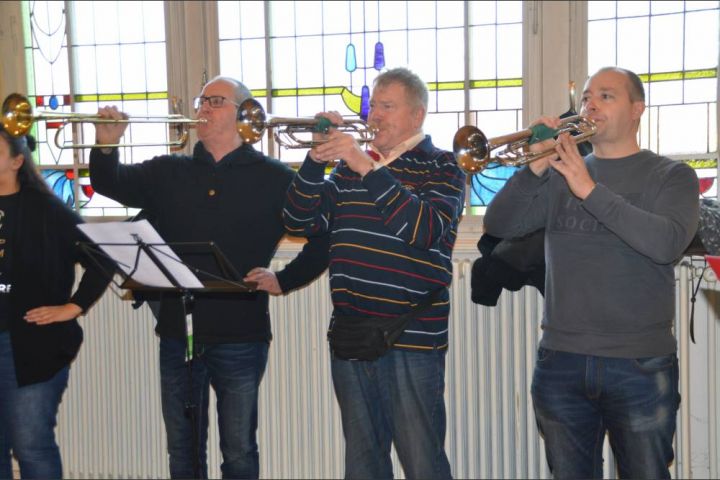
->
xmin=54 ymin=256 xmax=717 ymax=479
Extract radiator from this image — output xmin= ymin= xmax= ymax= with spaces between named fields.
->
xmin=54 ymin=254 xmax=717 ymax=479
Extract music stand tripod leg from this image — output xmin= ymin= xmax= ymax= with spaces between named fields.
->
xmin=181 ymin=290 xmax=202 ymax=479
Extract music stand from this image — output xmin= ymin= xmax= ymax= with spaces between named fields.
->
xmin=77 ymin=220 xmax=256 ymax=478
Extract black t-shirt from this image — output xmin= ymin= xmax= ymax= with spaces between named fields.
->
xmin=0 ymin=192 xmax=19 ymax=332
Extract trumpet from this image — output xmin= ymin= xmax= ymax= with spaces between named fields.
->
xmin=1 ymin=93 xmax=204 ymax=149
xmin=236 ymin=98 xmax=376 ymax=148
xmin=452 ymin=115 xmax=597 ymax=173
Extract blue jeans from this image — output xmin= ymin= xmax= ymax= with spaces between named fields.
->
xmin=0 ymin=331 xmax=70 ymax=480
xmin=159 ymin=337 xmax=269 ymax=479
xmin=531 ymin=348 xmax=680 ymax=479
xmin=331 ymin=348 xmax=452 ymax=479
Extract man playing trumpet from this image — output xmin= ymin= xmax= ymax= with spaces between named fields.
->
xmin=89 ymin=76 xmax=329 ymax=479
xmin=283 ymin=67 xmax=466 ymax=479
xmin=484 ymin=67 xmax=699 ymax=479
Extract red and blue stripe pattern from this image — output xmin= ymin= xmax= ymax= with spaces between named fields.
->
xmin=284 ymin=136 xmax=466 ymax=351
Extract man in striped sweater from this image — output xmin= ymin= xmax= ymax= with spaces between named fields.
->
xmin=283 ymin=68 xmax=466 ymax=479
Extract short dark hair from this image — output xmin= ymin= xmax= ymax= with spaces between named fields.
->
xmin=595 ymin=66 xmax=646 ymax=103
xmin=373 ymin=67 xmax=429 ymax=112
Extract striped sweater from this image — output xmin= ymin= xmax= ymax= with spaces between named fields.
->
xmin=284 ymin=136 xmax=466 ymax=351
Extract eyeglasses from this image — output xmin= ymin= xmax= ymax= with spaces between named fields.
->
xmin=193 ymin=96 xmax=240 ymax=110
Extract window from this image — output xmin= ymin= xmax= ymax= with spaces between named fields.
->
xmin=588 ymin=0 xmax=719 ymax=197
xmin=217 ymin=0 xmax=523 ymax=213
xmin=23 ymin=0 xmax=168 ymax=216
xmin=16 ymin=1 xmax=717 ymax=218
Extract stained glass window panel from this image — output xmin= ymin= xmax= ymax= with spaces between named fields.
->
xmin=24 ymin=0 xmax=167 ymax=216
xmin=617 ymin=1 xmax=650 ymax=17
xmin=434 ymin=90 xmax=464 ymax=116
xmin=239 ymin=1 xmax=266 ymax=39
xmin=588 ymin=20 xmax=616 ymax=67
xmin=688 ymin=1 xmax=720 ymax=11
xmin=686 ymin=12 xmax=719 ymax=70
xmin=497 ymin=86 xmax=522 ymax=111
xmin=658 ymin=104 xmax=710 ymax=155
xmin=588 ymin=0 xmax=719 ymax=197
xmin=437 ymin=29 xmax=464 ymax=82
xmin=408 ymin=1 xmax=437 ymax=29
xmin=296 ymin=2 xmax=324 ymax=36
xmin=296 ymin=37 xmax=325 ymax=88
xmin=469 ymin=26 xmax=498 ymax=80
xmin=648 ymin=80 xmax=683 ymax=105
xmin=650 ymin=15 xmax=684 ymax=73
xmin=407 ymin=31 xmax=438 ymax=81
xmin=375 ymin=31 xmax=408 ymax=72
xmin=270 ymin=37 xmax=298 ymax=88
xmin=437 ymin=2 xmax=464 ymax=28
xmin=470 ymin=88 xmax=497 ymax=112
xmin=218 ymin=0 xmax=523 ymax=210
xmin=496 ymin=24 xmax=522 ymax=78
xmin=617 ymin=17 xmax=649 ymax=73
xmin=269 ymin=1 xmax=296 ymax=36
xmin=497 ymin=0 xmax=522 ymax=23
xmin=588 ymin=1 xmax=615 ymax=19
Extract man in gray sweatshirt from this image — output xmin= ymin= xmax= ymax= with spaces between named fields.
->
xmin=483 ymin=67 xmax=699 ymax=479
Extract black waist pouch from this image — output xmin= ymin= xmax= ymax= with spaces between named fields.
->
xmin=328 ymin=288 xmax=444 ymax=361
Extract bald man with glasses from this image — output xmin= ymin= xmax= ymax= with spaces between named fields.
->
xmin=89 ymin=76 xmax=329 ymax=479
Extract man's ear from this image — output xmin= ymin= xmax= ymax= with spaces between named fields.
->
xmin=413 ymin=105 xmax=426 ymax=130
xmin=631 ymin=101 xmax=645 ymax=121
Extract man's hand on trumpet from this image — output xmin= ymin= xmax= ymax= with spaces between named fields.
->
xmin=527 ymin=116 xmax=596 ymax=200
xmin=553 ymin=132 xmax=597 ymax=200
xmin=95 ymin=106 xmax=129 ymax=147
xmin=526 ymin=115 xmax=561 ymax=177
xmin=309 ymin=111 xmax=375 ymax=177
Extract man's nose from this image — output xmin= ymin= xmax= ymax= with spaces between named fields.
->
xmin=583 ymin=98 xmax=597 ymax=113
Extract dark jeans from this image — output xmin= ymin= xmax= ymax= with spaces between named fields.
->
xmin=159 ymin=337 xmax=269 ymax=479
xmin=331 ymin=348 xmax=452 ymax=480
xmin=531 ymin=348 xmax=680 ymax=479
xmin=0 ymin=331 xmax=69 ymax=480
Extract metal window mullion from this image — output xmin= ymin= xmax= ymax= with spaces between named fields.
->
xmin=64 ymin=0 xmax=81 ymax=212
xmin=264 ymin=0 xmax=276 ymax=160
xmin=463 ymin=0 xmax=471 ymax=210
xmin=716 ymin=8 xmax=720 ymax=202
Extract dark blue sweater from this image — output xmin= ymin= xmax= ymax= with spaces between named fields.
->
xmin=90 ymin=142 xmax=329 ymax=343
xmin=284 ymin=136 xmax=465 ymax=351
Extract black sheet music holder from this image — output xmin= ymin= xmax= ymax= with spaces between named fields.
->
xmin=79 ymin=234 xmax=256 ymax=480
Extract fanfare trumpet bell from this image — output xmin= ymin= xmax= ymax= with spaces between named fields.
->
xmin=452 ymin=115 xmax=597 ymax=174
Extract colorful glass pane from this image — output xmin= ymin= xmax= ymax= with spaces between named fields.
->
xmin=218 ymin=0 xmax=523 ymax=209
xmin=588 ymin=0 xmax=719 ymax=181
xmin=24 ymin=1 xmax=168 ymax=215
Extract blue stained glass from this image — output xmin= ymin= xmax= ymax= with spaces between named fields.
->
xmin=42 ymin=170 xmax=74 ymax=207
xmin=360 ymin=85 xmax=370 ymax=120
xmin=345 ymin=43 xmax=357 ymax=72
xmin=49 ymin=95 xmax=59 ymax=110
xmin=470 ymin=164 xmax=519 ymax=206
xmin=373 ymin=41 xmax=385 ymax=70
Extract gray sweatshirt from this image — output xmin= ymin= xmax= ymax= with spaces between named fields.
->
xmin=483 ymin=150 xmax=699 ymax=358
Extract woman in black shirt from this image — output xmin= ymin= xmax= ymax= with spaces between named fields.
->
xmin=0 ymin=122 xmax=110 ymax=479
